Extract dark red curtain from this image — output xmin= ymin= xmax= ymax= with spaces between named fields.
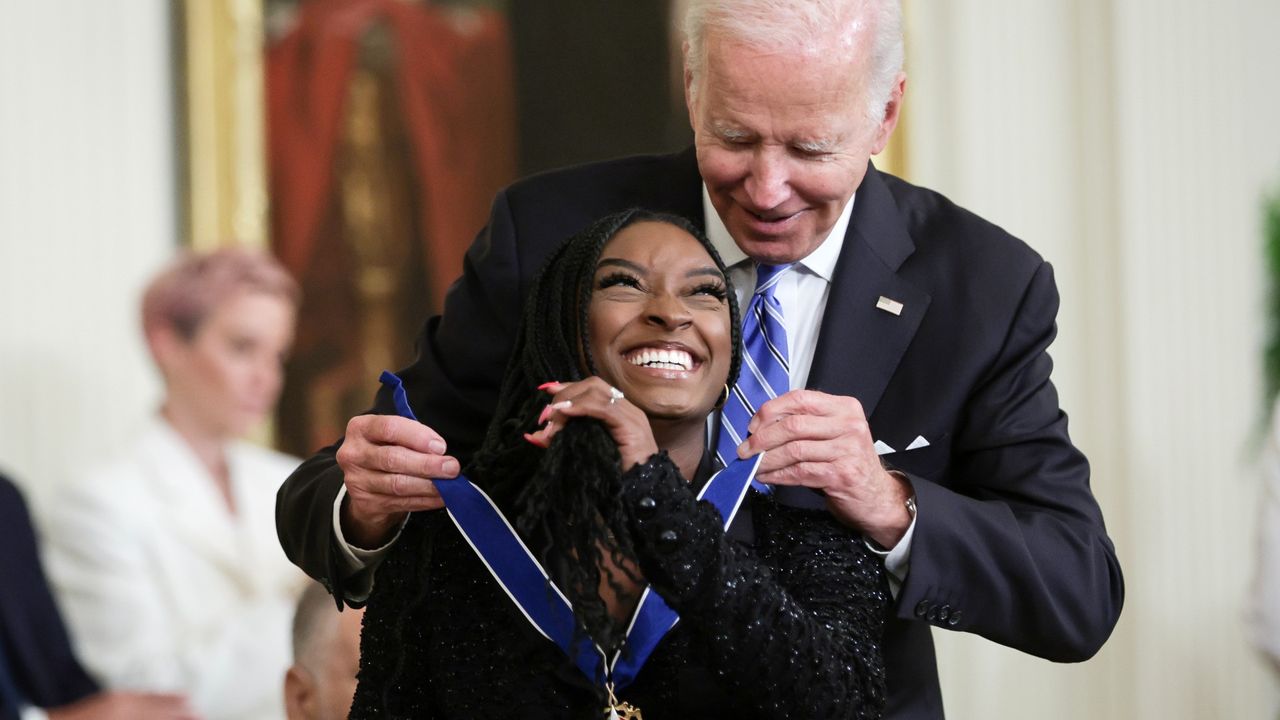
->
xmin=267 ymin=0 xmax=517 ymax=308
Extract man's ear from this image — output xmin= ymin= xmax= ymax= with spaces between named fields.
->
xmin=284 ymin=665 xmax=316 ymax=720
xmin=870 ymin=72 xmax=907 ymax=155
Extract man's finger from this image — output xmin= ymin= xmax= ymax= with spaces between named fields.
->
xmin=756 ymin=459 xmax=840 ymax=489
xmin=404 ymin=452 xmax=460 ymax=483
xmin=747 ymin=390 xmax=859 ymax=433
xmin=354 ymin=414 xmax=448 ymax=455
xmin=358 ymin=444 xmax=432 ymax=476
xmin=752 ymin=438 xmax=845 ymax=472
xmin=739 ymin=414 xmax=856 ymax=458
xmin=746 ymin=390 xmax=821 ymax=432
xmin=387 ymin=473 xmax=443 ymax=499
xmin=341 ymin=440 xmax=460 ymax=479
xmin=375 ymin=493 xmax=447 ymax=514
xmin=349 ymin=474 xmax=445 ymax=511
xmin=349 ymin=472 xmax=431 ymax=501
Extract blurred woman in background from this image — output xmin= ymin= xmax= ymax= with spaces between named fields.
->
xmin=44 ymin=248 xmax=306 ymax=720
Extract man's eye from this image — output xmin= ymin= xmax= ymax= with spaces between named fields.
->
xmin=716 ymin=132 xmax=752 ymax=146
xmin=794 ymin=146 xmax=830 ymax=159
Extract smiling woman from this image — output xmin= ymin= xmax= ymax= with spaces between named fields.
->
xmin=349 ymin=209 xmax=891 ymax=720
xmin=587 ymin=220 xmax=734 ymax=426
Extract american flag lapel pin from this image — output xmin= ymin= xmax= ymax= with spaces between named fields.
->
xmin=876 ymin=295 xmax=904 ymax=316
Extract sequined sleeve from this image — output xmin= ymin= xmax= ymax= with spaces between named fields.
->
xmin=621 ymin=452 xmax=890 ymax=719
xmin=348 ymin=512 xmax=442 ymax=719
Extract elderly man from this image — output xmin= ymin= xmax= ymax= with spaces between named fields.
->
xmin=277 ymin=0 xmax=1124 ymax=716
xmin=283 ymin=584 xmax=362 ymax=720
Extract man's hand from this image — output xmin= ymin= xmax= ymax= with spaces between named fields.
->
xmin=47 ymin=691 xmax=200 ymax=720
xmin=335 ymin=414 xmax=460 ymax=549
xmin=738 ymin=389 xmax=913 ymax=547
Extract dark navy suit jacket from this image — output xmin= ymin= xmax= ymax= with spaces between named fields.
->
xmin=277 ymin=149 xmax=1125 ymax=719
xmin=0 ymin=474 xmax=99 ymax=717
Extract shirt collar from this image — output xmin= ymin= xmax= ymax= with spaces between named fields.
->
xmin=701 ymin=185 xmax=854 ymax=282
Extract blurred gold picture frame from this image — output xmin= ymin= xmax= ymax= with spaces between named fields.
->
xmin=178 ymin=0 xmax=268 ymax=252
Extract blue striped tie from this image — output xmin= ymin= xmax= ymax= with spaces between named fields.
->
xmin=716 ymin=263 xmax=793 ymax=488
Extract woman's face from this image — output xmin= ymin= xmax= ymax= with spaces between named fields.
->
xmin=587 ymin=221 xmax=733 ymax=423
xmin=159 ymin=289 xmax=296 ymax=440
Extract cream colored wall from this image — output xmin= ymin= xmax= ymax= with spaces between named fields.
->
xmin=906 ymin=0 xmax=1280 ymax=717
xmin=0 ymin=1 xmax=176 ymax=513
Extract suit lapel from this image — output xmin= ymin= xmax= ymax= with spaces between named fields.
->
xmin=807 ymin=164 xmax=930 ymax=421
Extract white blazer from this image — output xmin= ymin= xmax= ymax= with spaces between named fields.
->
xmin=43 ymin=417 xmax=306 ymax=720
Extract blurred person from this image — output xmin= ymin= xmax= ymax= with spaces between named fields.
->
xmin=283 ymin=583 xmax=363 ymax=720
xmin=0 ymin=472 xmax=197 ymax=720
xmin=43 ymin=248 xmax=306 ymax=720
xmin=278 ymin=1 xmax=1124 ymax=717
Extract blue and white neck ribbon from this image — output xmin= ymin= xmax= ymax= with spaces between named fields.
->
xmin=379 ymin=370 xmax=762 ymax=690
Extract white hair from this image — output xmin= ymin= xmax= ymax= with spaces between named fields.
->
xmin=683 ymin=0 xmax=904 ymax=124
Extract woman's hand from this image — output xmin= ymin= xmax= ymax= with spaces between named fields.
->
xmin=524 ymin=377 xmax=658 ymax=470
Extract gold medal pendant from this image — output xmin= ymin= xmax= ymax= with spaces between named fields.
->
xmin=607 ymin=701 xmax=642 ymax=720
xmin=604 ymin=683 xmax=643 ymax=720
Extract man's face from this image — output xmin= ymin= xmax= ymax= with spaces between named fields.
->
xmin=687 ymin=31 xmax=901 ymax=265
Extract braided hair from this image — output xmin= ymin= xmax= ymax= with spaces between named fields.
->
xmin=466 ymin=207 xmax=742 ymax=651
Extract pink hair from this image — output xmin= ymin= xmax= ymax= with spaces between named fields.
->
xmin=141 ymin=247 xmax=300 ymax=340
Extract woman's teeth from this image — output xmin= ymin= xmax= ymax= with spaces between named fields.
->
xmin=627 ymin=348 xmax=693 ymax=371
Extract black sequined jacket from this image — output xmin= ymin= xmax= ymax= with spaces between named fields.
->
xmin=349 ymin=452 xmax=889 ymax=719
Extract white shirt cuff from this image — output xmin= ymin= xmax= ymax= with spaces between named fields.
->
xmin=332 ymin=485 xmax=407 ymax=577
xmin=21 ymin=705 xmax=49 ymax=720
xmin=865 ymin=513 xmax=916 ymax=598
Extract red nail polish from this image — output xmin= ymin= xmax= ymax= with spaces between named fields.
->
xmin=537 ymin=381 xmax=561 ymax=391
xmin=523 ymin=432 xmax=548 ymax=448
